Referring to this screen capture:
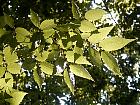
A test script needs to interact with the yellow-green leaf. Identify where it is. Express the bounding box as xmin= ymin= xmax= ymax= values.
xmin=88 ymin=26 xmax=113 ymax=44
xmin=6 ymin=90 xmax=27 ymax=105
xmin=81 ymin=32 xmax=91 ymax=39
xmin=65 ymin=51 xmax=74 ymax=63
xmin=43 ymin=29 xmax=55 ymax=39
xmin=0 ymin=54 xmax=3 ymax=65
xmin=89 ymin=47 xmax=102 ymax=67
xmin=35 ymin=50 xmax=49 ymax=62
xmin=40 ymin=19 xmax=56 ymax=30
xmin=69 ymin=64 xmax=93 ymax=81
xmin=30 ymin=9 xmax=40 ymax=27
xmin=75 ymin=56 xmax=92 ymax=65
xmin=99 ymin=37 xmax=136 ymax=51
xmin=0 ymin=66 xmax=6 ymax=78
xmin=79 ymin=20 xmax=96 ymax=32
xmin=39 ymin=62 xmax=54 ymax=75
xmin=74 ymin=46 xmax=83 ymax=55
xmin=64 ymin=69 xmax=74 ymax=94
xmin=85 ymin=9 xmax=106 ymax=21
xmin=7 ymin=63 xmax=21 ymax=74
xmin=72 ymin=0 xmax=80 ymax=19
xmin=101 ymin=51 xmax=122 ymax=77
xmin=33 ymin=68 xmax=43 ymax=89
